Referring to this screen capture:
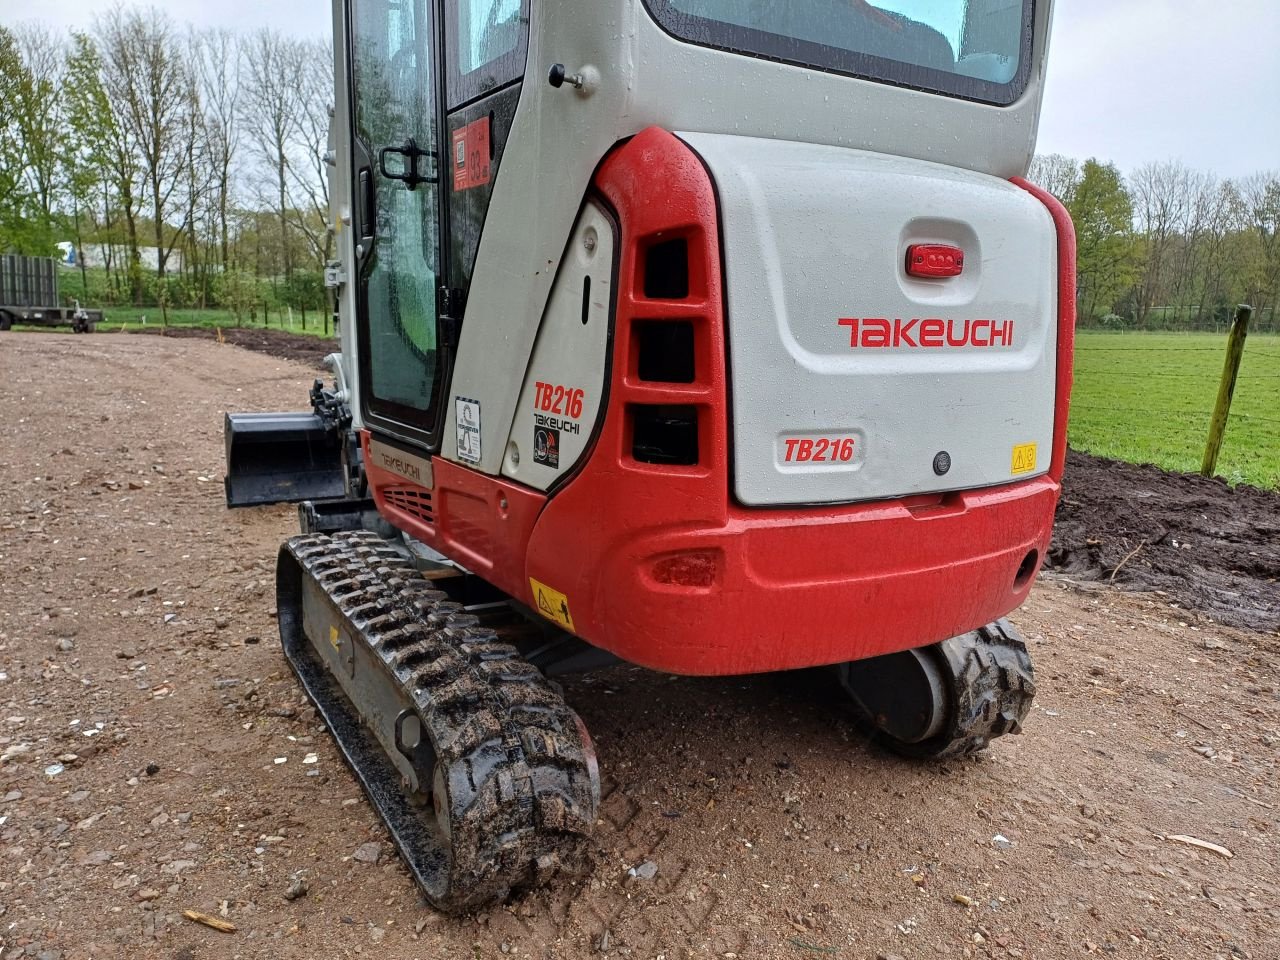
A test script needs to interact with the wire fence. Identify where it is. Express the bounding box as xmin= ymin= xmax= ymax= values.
xmin=1070 ymin=332 xmax=1279 ymax=488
